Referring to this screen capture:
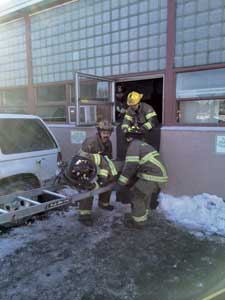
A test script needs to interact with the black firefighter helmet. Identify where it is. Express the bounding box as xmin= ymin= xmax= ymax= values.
xmin=96 ymin=120 xmax=113 ymax=132
xmin=65 ymin=155 xmax=97 ymax=191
